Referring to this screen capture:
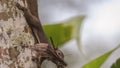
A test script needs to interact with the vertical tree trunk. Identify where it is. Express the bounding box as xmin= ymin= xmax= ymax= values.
xmin=0 ymin=0 xmax=39 ymax=68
